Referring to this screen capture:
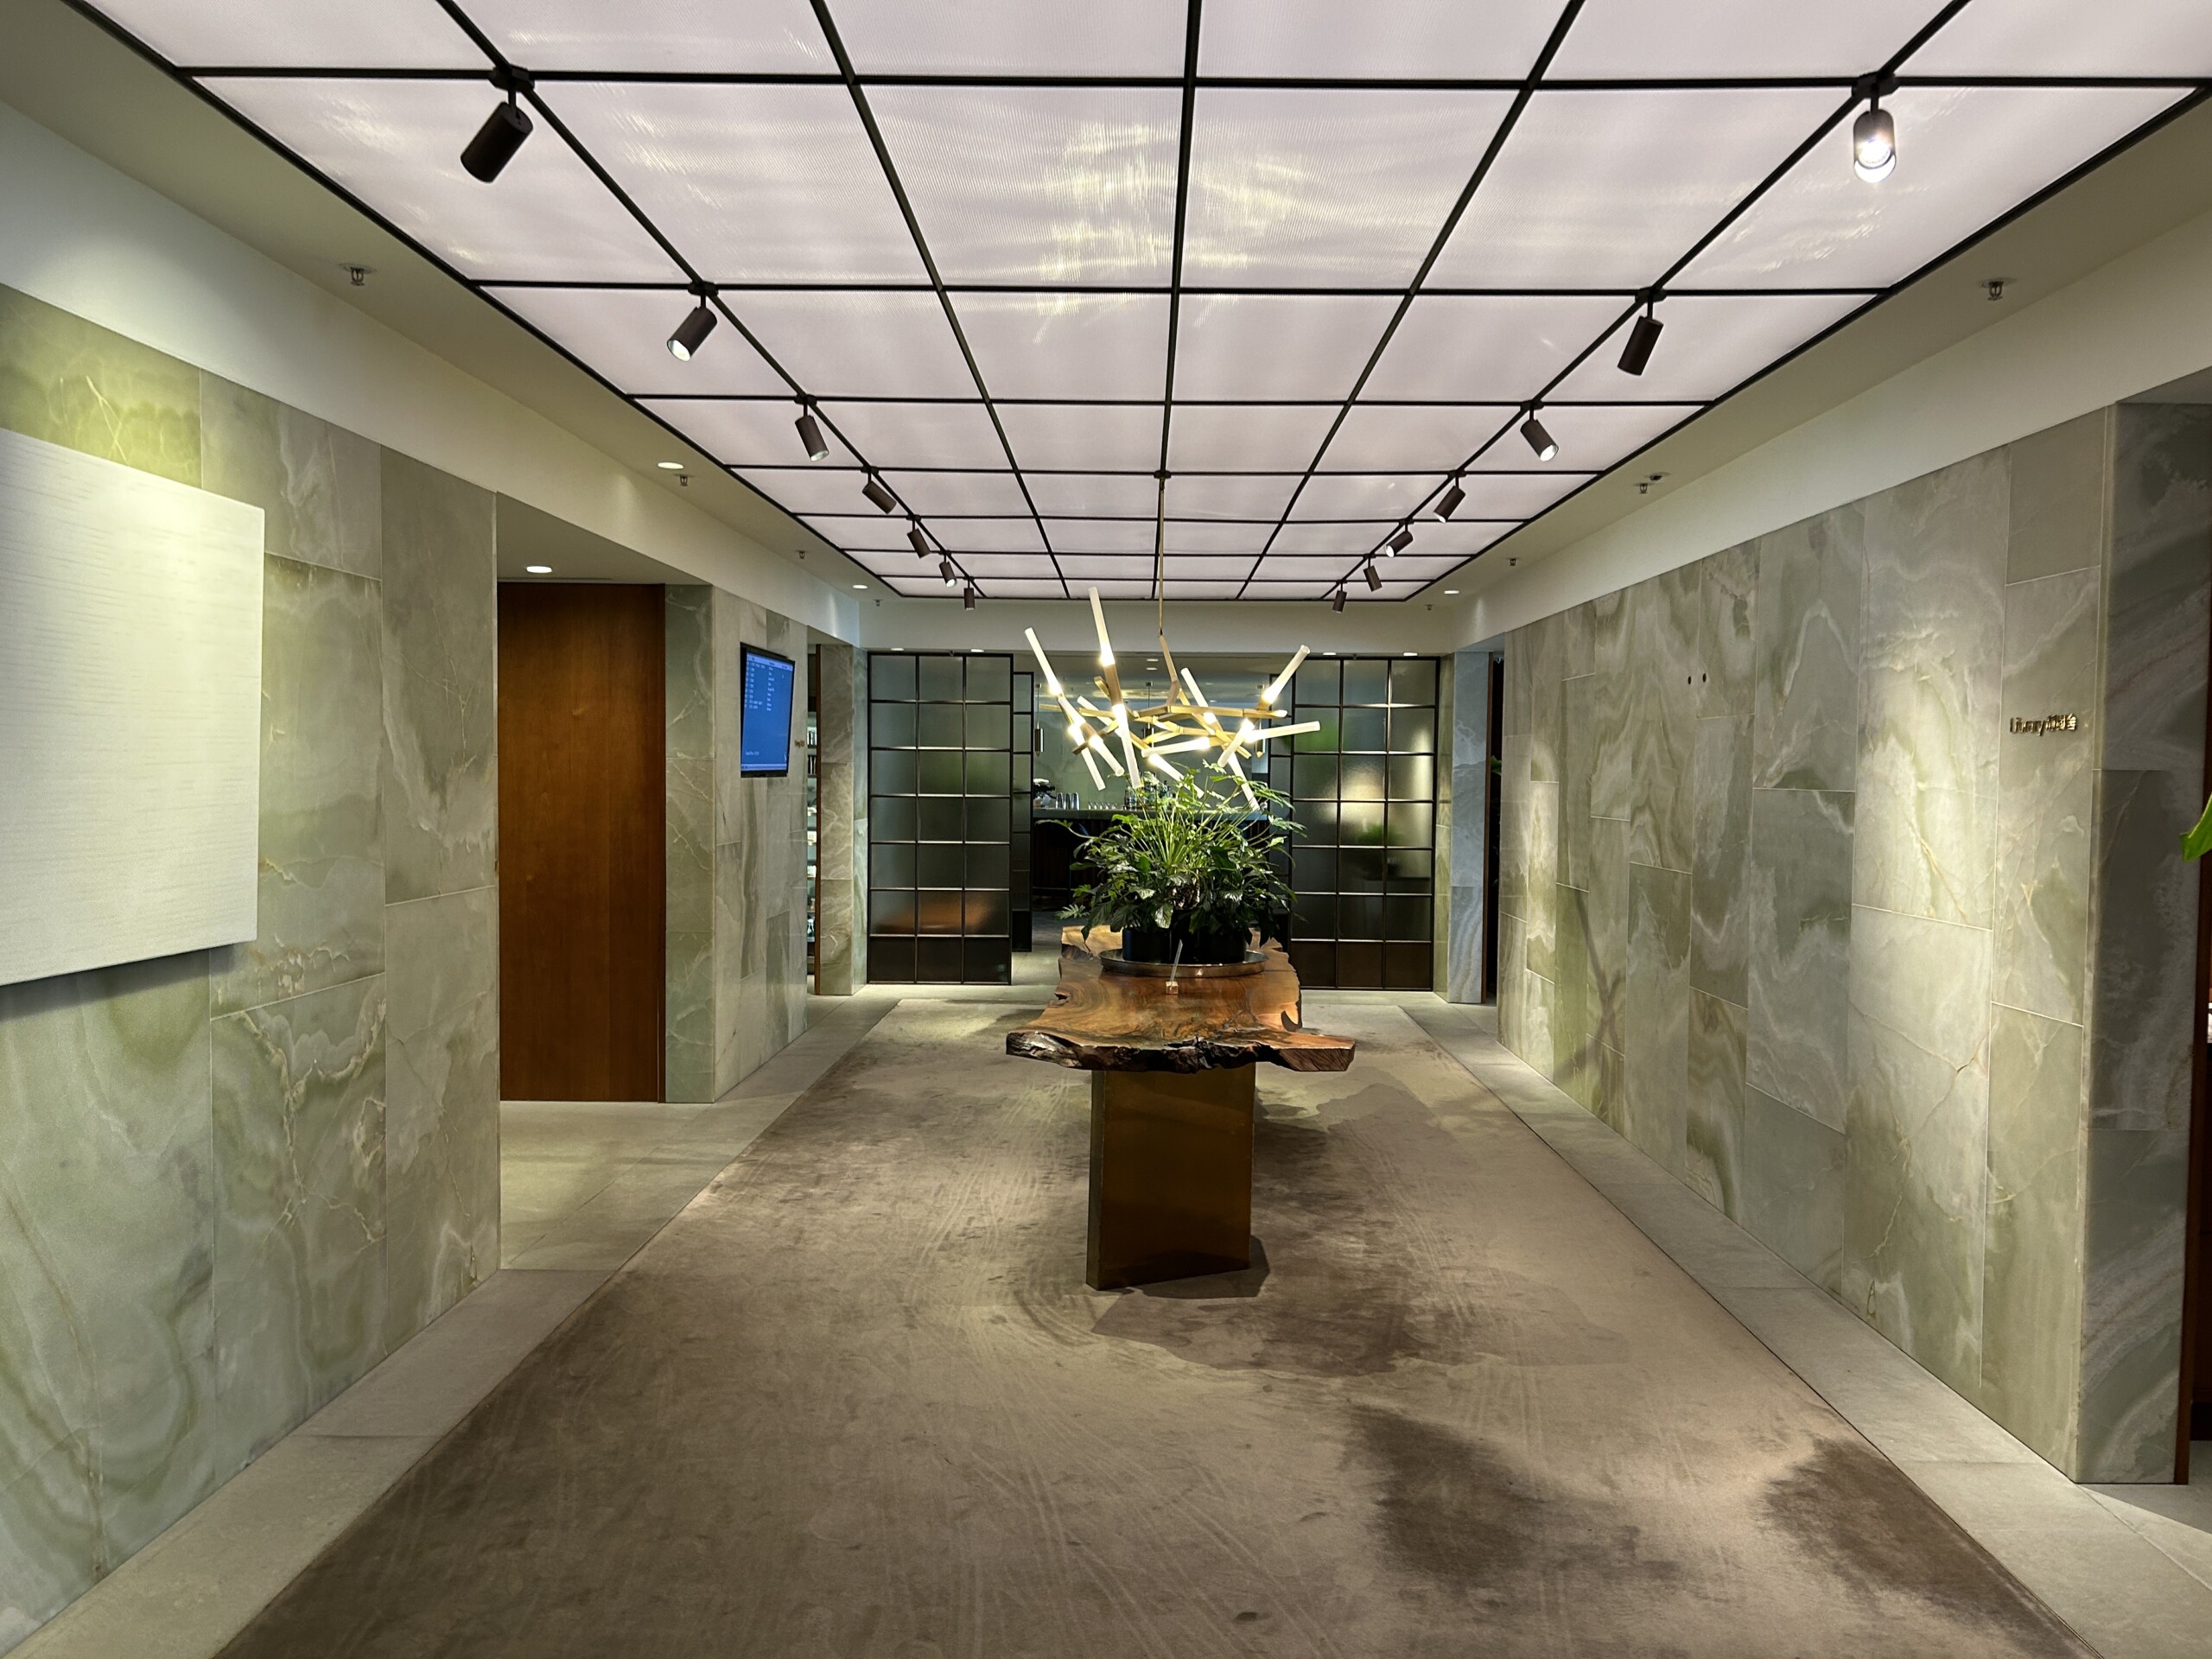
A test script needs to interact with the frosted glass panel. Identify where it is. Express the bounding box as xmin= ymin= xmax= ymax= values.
xmin=832 ymin=0 xmax=1186 ymax=75
xmin=1909 ymin=0 xmax=2212 ymax=75
xmin=1289 ymin=474 xmax=1446 ymax=522
xmin=556 ymin=84 xmax=924 ymax=283
xmin=1427 ymin=90 xmax=1836 ymax=289
xmin=640 ymin=398 xmax=851 ymax=465
xmin=1173 ymin=295 xmax=1399 ymax=401
xmin=207 ymin=79 xmax=680 ymax=282
xmin=467 ymin=0 xmax=830 ymax=72
xmin=1058 ymin=556 xmax=1154 ymax=580
xmin=741 ymin=291 xmax=976 ymax=398
xmin=997 ymin=404 xmax=1160 ymax=470
xmin=1320 ymin=405 xmax=1516 ymax=474
xmin=1265 ymin=531 xmax=1400 ymax=560
xmin=1548 ymin=295 xmax=1865 ymax=403
xmin=925 ymin=518 xmax=1048 ymax=554
xmin=1397 ymin=520 xmax=1515 ymax=557
xmin=1184 ymin=90 xmax=1514 ymax=287
xmin=1363 ymin=294 xmax=1625 ymax=402
xmin=951 ymin=293 xmax=1171 ymax=401
xmin=873 ymin=87 xmax=1181 ymax=285
xmin=1446 ymin=474 xmax=1584 ymax=518
xmin=817 ymin=402 xmax=1008 ymax=468
xmin=1164 ymin=474 xmax=1300 ymax=521
xmin=1493 ymin=404 xmax=1698 ymax=472
xmin=882 ymin=471 xmax=1035 ymax=516
xmin=1167 ymin=404 xmax=1338 ymax=472
xmin=99 ymin=0 xmax=479 ymax=67
xmin=0 ymin=429 xmax=262 ymax=986
xmin=1199 ymin=0 xmax=1557 ymax=78
xmin=1681 ymin=86 xmax=2180 ymax=289
xmin=732 ymin=467 xmax=874 ymax=515
xmin=1551 ymin=0 xmax=1936 ymax=76
xmin=949 ymin=552 xmax=1060 ymax=577
xmin=1026 ymin=475 xmax=1164 ymax=516
xmin=800 ymin=513 xmax=916 ymax=549
xmin=499 ymin=291 xmax=785 ymax=397
xmin=1039 ymin=519 xmax=1155 ymax=554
